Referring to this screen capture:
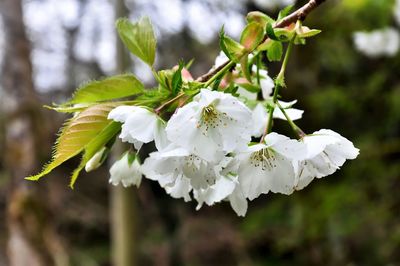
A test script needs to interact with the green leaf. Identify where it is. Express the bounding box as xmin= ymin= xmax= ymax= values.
xmin=237 ymin=82 xmax=261 ymax=93
xmin=172 ymin=62 xmax=184 ymax=95
xmin=116 ymin=17 xmax=157 ymax=66
xmin=69 ymin=121 xmax=121 ymax=188
xmin=296 ymin=26 xmax=321 ymax=38
xmin=65 ymin=74 xmax=144 ymax=105
xmin=246 ymin=11 xmax=275 ymax=26
xmin=134 ymin=88 xmax=170 ymax=108
xmin=155 ymin=69 xmax=175 ymax=91
xmin=240 ymin=22 xmax=265 ymax=51
xmin=185 ymin=58 xmax=195 ymax=70
xmin=274 ymin=28 xmax=295 ymax=42
xmin=278 ymin=5 xmax=294 ymax=21
xmin=219 ymin=27 xmax=246 ymax=63
xmin=44 ymin=104 xmax=92 ymax=113
xmin=266 ymin=41 xmax=283 ymax=62
xmin=26 ymin=103 xmax=118 ymax=182
xmin=266 ymin=22 xmax=279 ymax=41
xmin=240 ymin=54 xmax=252 ymax=82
